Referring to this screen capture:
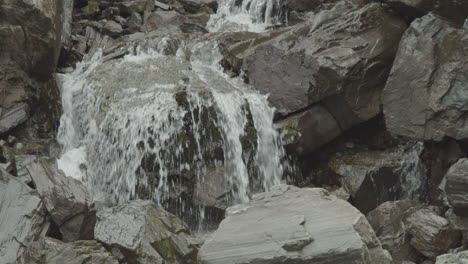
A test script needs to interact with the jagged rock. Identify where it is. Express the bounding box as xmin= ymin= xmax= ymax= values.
xmin=20 ymin=237 xmax=119 ymax=264
xmin=444 ymin=159 xmax=468 ymax=217
xmin=193 ymin=167 xmax=230 ymax=209
xmin=199 ymin=185 xmax=391 ymax=264
xmin=383 ymin=14 xmax=468 ymax=141
xmin=380 ymin=0 xmax=468 ymax=25
xmin=435 ymin=250 xmax=468 ymax=264
xmin=101 ymin=20 xmax=124 ymax=37
xmin=95 ymin=200 xmax=198 ymax=264
xmin=101 ymin=7 xmax=120 ymax=20
xmin=141 ymin=10 xmax=187 ymax=32
xmin=178 ymin=0 xmax=218 ymax=13
xmin=367 ymin=200 xmax=424 ymax=263
xmin=446 ymin=209 xmax=468 ymax=247
xmin=276 ymin=104 xmax=341 ymax=156
xmin=116 ymin=0 xmax=155 ymax=15
xmin=329 ymin=142 xmax=426 ymax=213
xmin=0 ymin=168 xmax=48 ymax=264
xmin=25 ymin=157 xmax=95 ymax=242
xmin=0 ymin=104 xmax=29 ymax=134
xmin=406 ymin=209 xmax=461 ymax=259
xmin=241 ymin=1 xmax=406 ymax=118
